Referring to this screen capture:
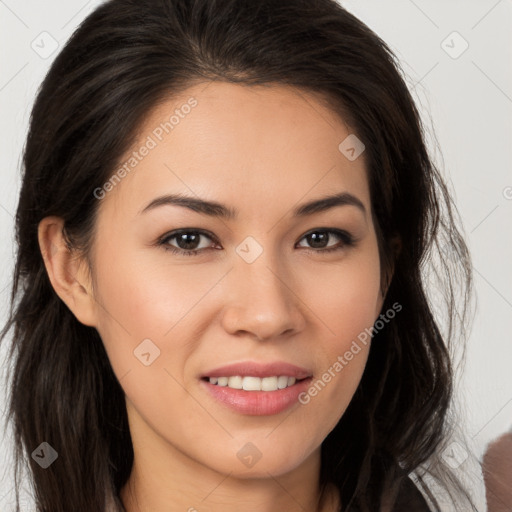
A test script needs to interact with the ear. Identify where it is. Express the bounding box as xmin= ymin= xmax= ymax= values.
xmin=38 ymin=216 xmax=98 ymax=327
